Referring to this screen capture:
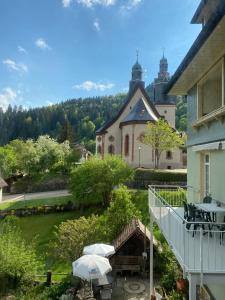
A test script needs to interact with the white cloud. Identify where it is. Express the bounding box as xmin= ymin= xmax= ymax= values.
xmin=3 ymin=59 xmax=28 ymax=73
xmin=35 ymin=38 xmax=51 ymax=50
xmin=62 ymin=0 xmax=73 ymax=7
xmin=93 ymin=18 xmax=100 ymax=31
xmin=18 ymin=45 xmax=28 ymax=54
xmin=0 ymin=87 xmax=17 ymax=111
xmin=46 ymin=100 xmax=54 ymax=106
xmin=63 ymin=0 xmax=116 ymax=8
xmin=73 ymin=81 xmax=114 ymax=91
xmin=120 ymin=0 xmax=142 ymax=14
